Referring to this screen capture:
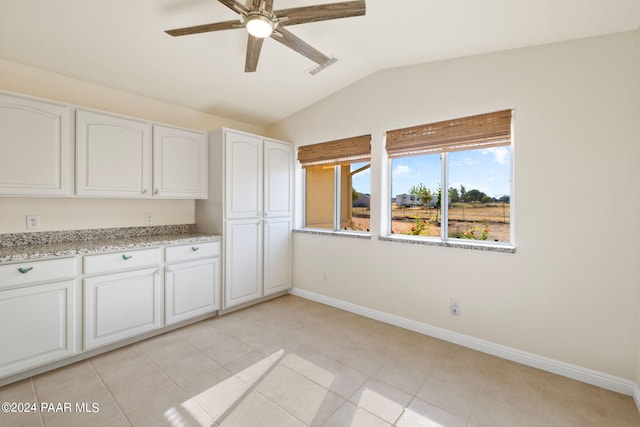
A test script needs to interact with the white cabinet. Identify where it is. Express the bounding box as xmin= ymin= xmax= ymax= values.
xmin=83 ymin=267 xmax=161 ymax=350
xmin=164 ymin=241 xmax=221 ymax=325
xmin=224 ymin=218 xmax=263 ymax=307
xmin=264 ymin=140 xmax=294 ymax=218
xmin=83 ymin=248 xmax=162 ymax=350
xmin=0 ymin=257 xmax=77 ymax=378
xmin=0 ymin=92 xmax=72 ymax=196
xmin=196 ymin=128 xmax=293 ymax=309
xmin=76 ymin=109 xmax=152 ymax=198
xmin=224 ymin=131 xmax=263 ymax=219
xmin=264 ymin=217 xmax=292 ymax=296
xmin=153 ymin=125 xmax=207 ymax=199
xmin=76 ymin=110 xmax=208 ymax=199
